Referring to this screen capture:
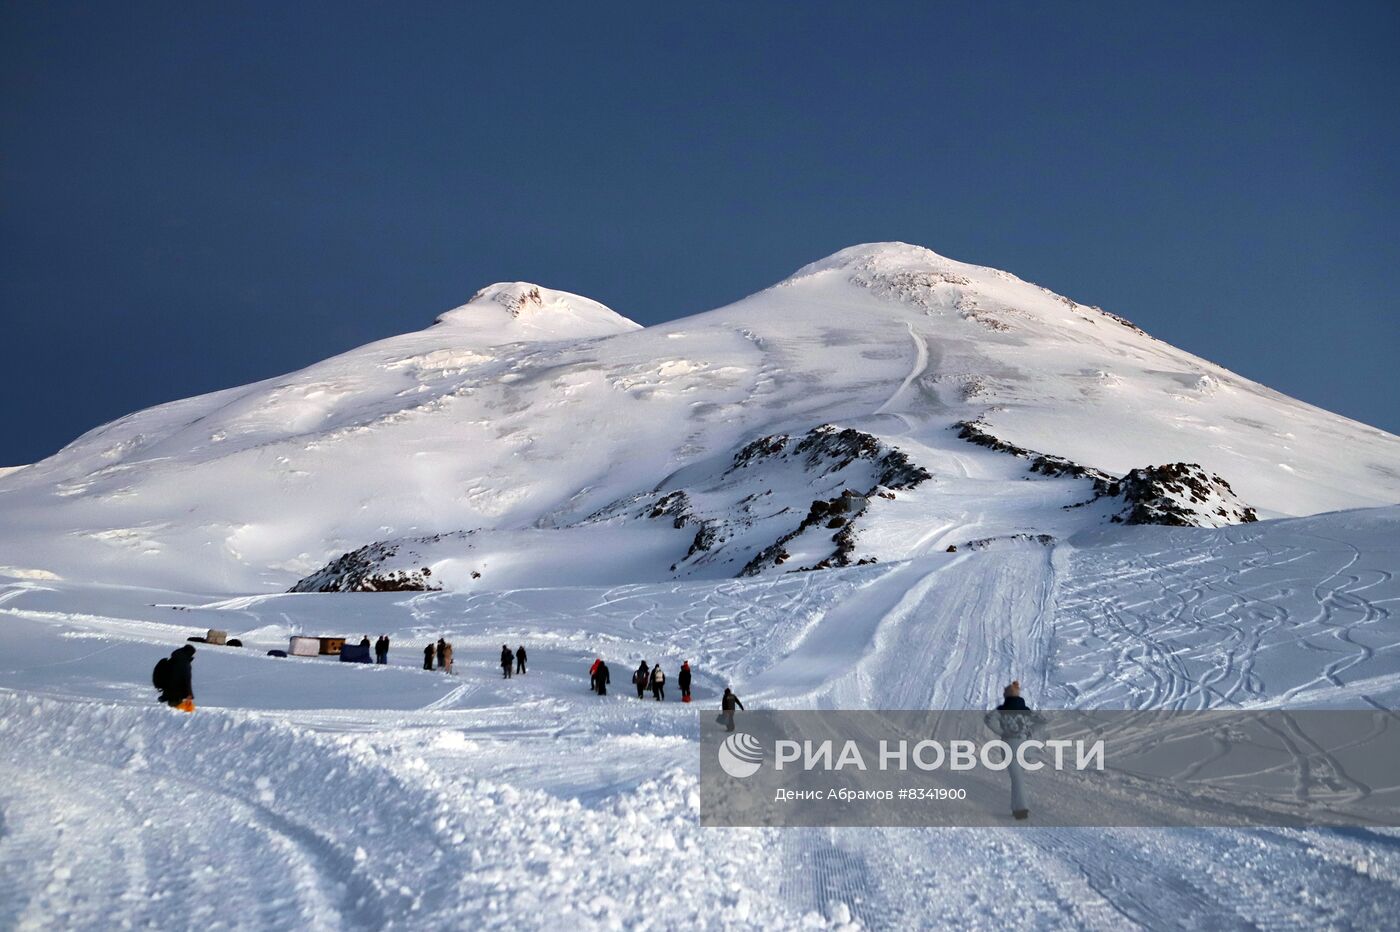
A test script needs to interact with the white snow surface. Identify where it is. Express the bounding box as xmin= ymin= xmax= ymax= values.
xmin=3 ymin=243 xmax=1400 ymax=929
xmin=2 ymin=507 xmax=1399 ymax=929
xmin=1 ymin=242 xmax=1395 ymax=592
